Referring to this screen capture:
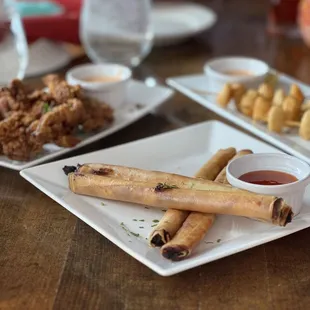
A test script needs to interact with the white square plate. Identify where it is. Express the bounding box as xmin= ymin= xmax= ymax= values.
xmin=1 ymin=80 xmax=174 ymax=171
xmin=167 ymin=72 xmax=310 ymax=165
xmin=20 ymin=121 xmax=310 ymax=276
